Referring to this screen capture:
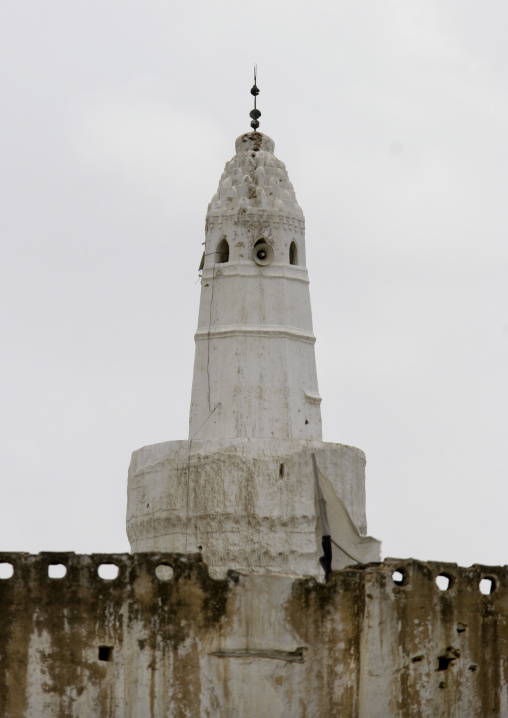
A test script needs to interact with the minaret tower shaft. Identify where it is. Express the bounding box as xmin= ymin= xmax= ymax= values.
xmin=189 ymin=131 xmax=322 ymax=441
xmin=127 ymin=80 xmax=377 ymax=578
